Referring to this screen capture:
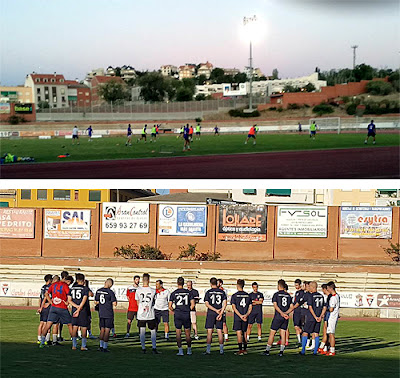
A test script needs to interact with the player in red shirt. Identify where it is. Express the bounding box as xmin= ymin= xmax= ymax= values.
xmin=38 ymin=275 xmax=78 ymax=348
xmin=245 ymin=125 xmax=257 ymax=145
xmin=125 ymin=275 xmax=140 ymax=338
